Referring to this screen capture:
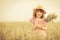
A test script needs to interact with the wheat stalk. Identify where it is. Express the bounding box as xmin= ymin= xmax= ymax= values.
xmin=44 ymin=13 xmax=57 ymax=22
